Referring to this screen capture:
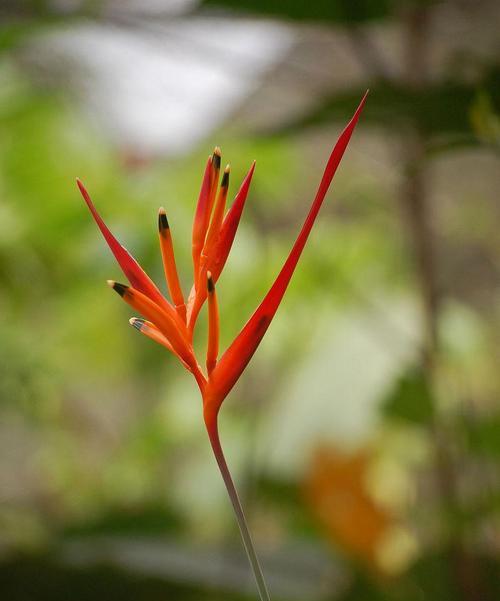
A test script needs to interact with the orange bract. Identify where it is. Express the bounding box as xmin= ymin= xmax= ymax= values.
xmin=158 ymin=208 xmax=186 ymax=322
xmin=206 ymin=271 xmax=219 ymax=375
